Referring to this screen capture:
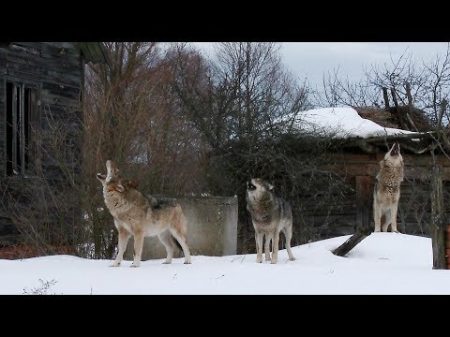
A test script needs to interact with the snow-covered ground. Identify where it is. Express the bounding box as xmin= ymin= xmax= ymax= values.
xmin=297 ymin=107 xmax=422 ymax=138
xmin=2 ymin=233 xmax=450 ymax=294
